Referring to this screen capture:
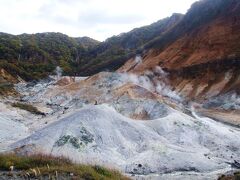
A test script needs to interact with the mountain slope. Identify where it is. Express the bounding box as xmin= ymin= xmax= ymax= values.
xmin=0 ymin=32 xmax=100 ymax=63
xmin=0 ymin=32 xmax=100 ymax=81
xmin=0 ymin=14 xmax=183 ymax=79
xmin=120 ymin=0 xmax=240 ymax=100
xmin=78 ymin=13 xmax=183 ymax=75
xmin=1 ymin=0 xmax=239 ymax=93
